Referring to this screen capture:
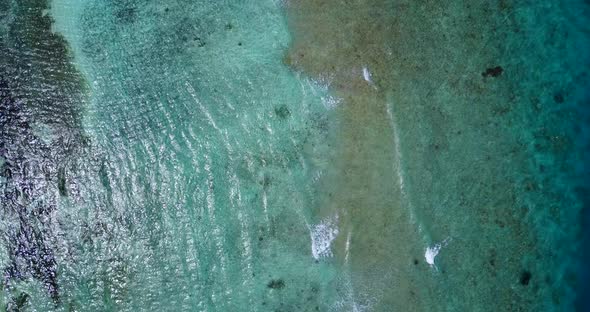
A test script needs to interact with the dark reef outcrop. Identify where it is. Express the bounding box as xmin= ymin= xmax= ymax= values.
xmin=0 ymin=0 xmax=89 ymax=305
